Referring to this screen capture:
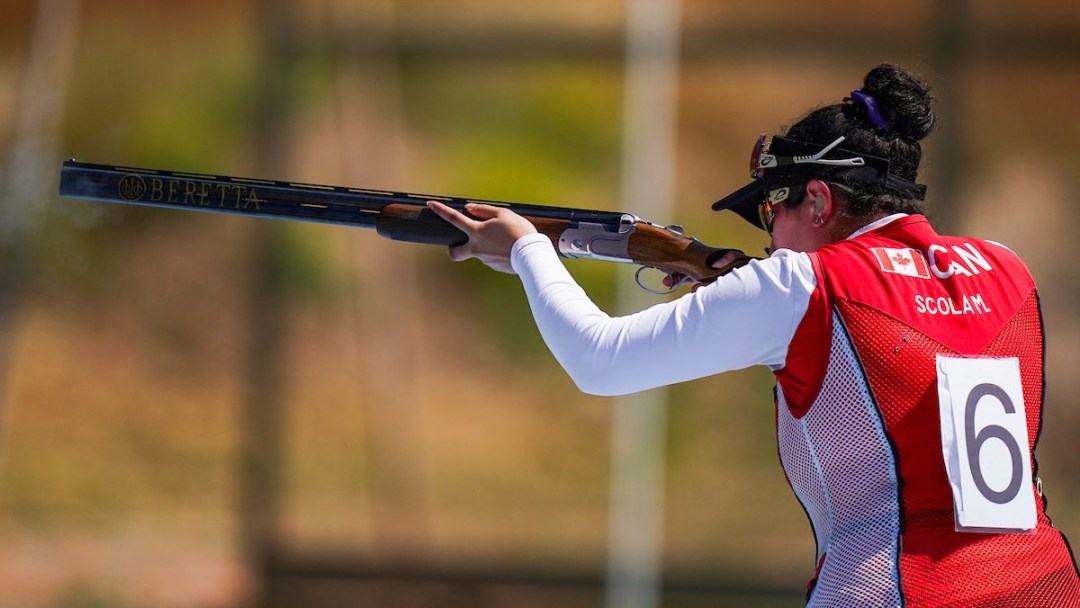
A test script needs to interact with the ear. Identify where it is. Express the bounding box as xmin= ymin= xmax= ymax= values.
xmin=804 ymin=179 xmax=835 ymax=227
